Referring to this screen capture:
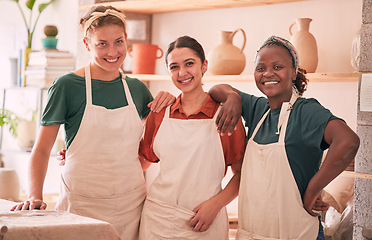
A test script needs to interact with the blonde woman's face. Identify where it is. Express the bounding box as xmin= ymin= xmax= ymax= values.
xmin=84 ymin=24 xmax=127 ymax=73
